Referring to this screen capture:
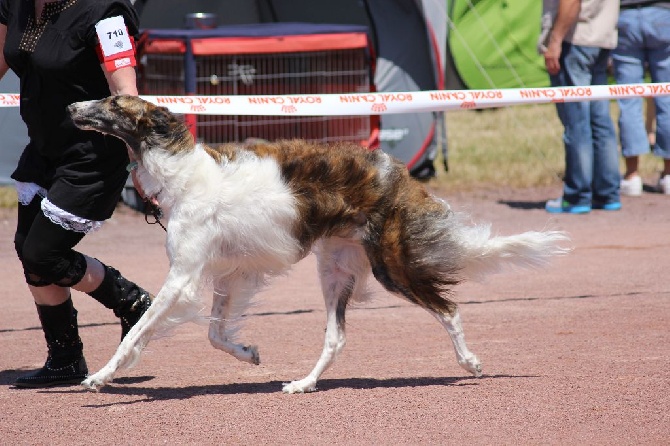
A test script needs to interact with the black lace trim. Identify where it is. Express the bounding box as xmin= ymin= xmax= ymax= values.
xmin=53 ymin=251 xmax=88 ymax=287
